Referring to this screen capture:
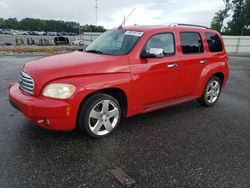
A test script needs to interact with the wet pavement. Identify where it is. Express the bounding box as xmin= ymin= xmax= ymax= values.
xmin=0 ymin=55 xmax=250 ymax=188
